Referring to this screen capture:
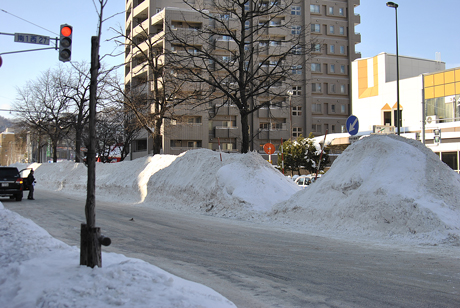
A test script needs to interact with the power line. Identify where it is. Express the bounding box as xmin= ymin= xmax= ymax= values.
xmin=0 ymin=9 xmax=58 ymax=36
